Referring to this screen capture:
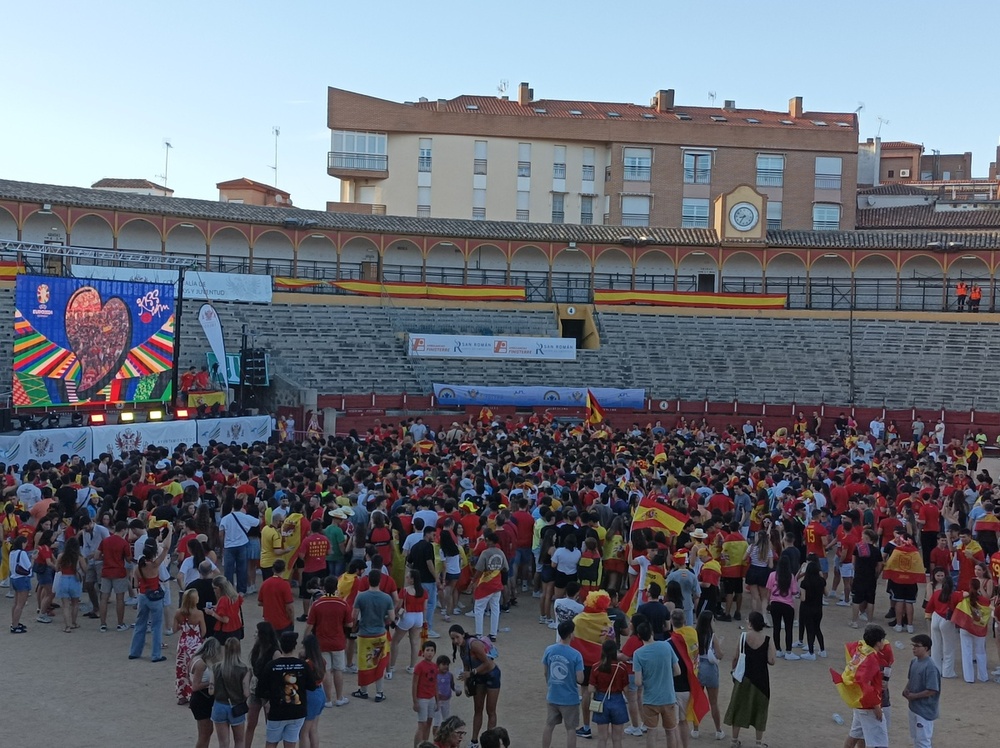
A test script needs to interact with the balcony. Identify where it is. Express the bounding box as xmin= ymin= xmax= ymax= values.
xmin=756 ymin=171 xmax=784 ymax=187
xmin=814 ymin=175 xmax=842 ymax=190
xmin=624 ymin=165 xmax=651 ymax=181
xmin=582 ymin=165 xmax=595 ymax=181
xmin=418 ymin=156 xmax=432 ymax=172
xmin=580 ymin=212 xmax=594 ymax=225
xmin=327 ymin=151 xmax=388 ymax=179
xmin=621 ymin=213 xmax=649 ymax=226
xmin=551 ymin=211 xmax=565 ymax=224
